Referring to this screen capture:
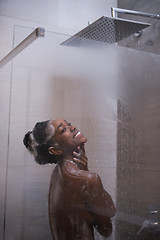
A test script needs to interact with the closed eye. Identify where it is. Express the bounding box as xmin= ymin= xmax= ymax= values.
xmin=61 ymin=128 xmax=66 ymax=134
